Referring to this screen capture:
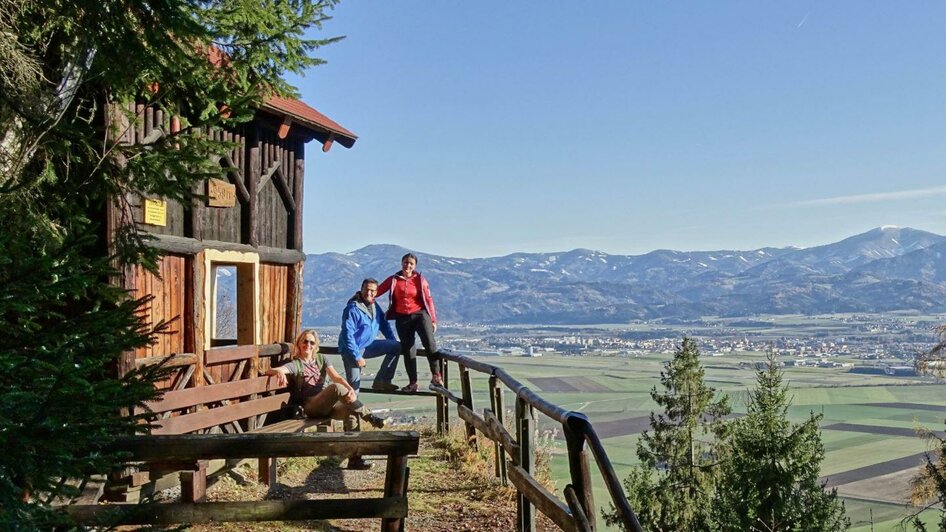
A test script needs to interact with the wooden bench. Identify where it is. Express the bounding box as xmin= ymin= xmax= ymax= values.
xmin=121 ymin=344 xmax=334 ymax=502
xmin=66 ymin=432 xmax=419 ymax=532
xmin=141 ymin=378 xmax=328 ymax=500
